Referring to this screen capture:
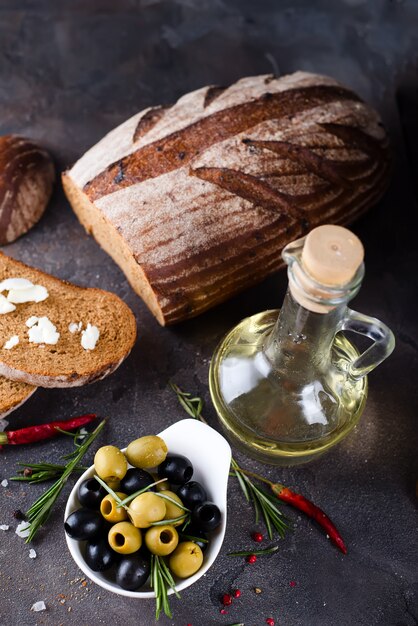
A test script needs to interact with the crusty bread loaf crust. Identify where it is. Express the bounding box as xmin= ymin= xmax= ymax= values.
xmin=63 ymin=71 xmax=391 ymax=325
xmin=0 ymin=135 xmax=55 ymax=245
xmin=0 ymin=252 xmax=137 ymax=387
